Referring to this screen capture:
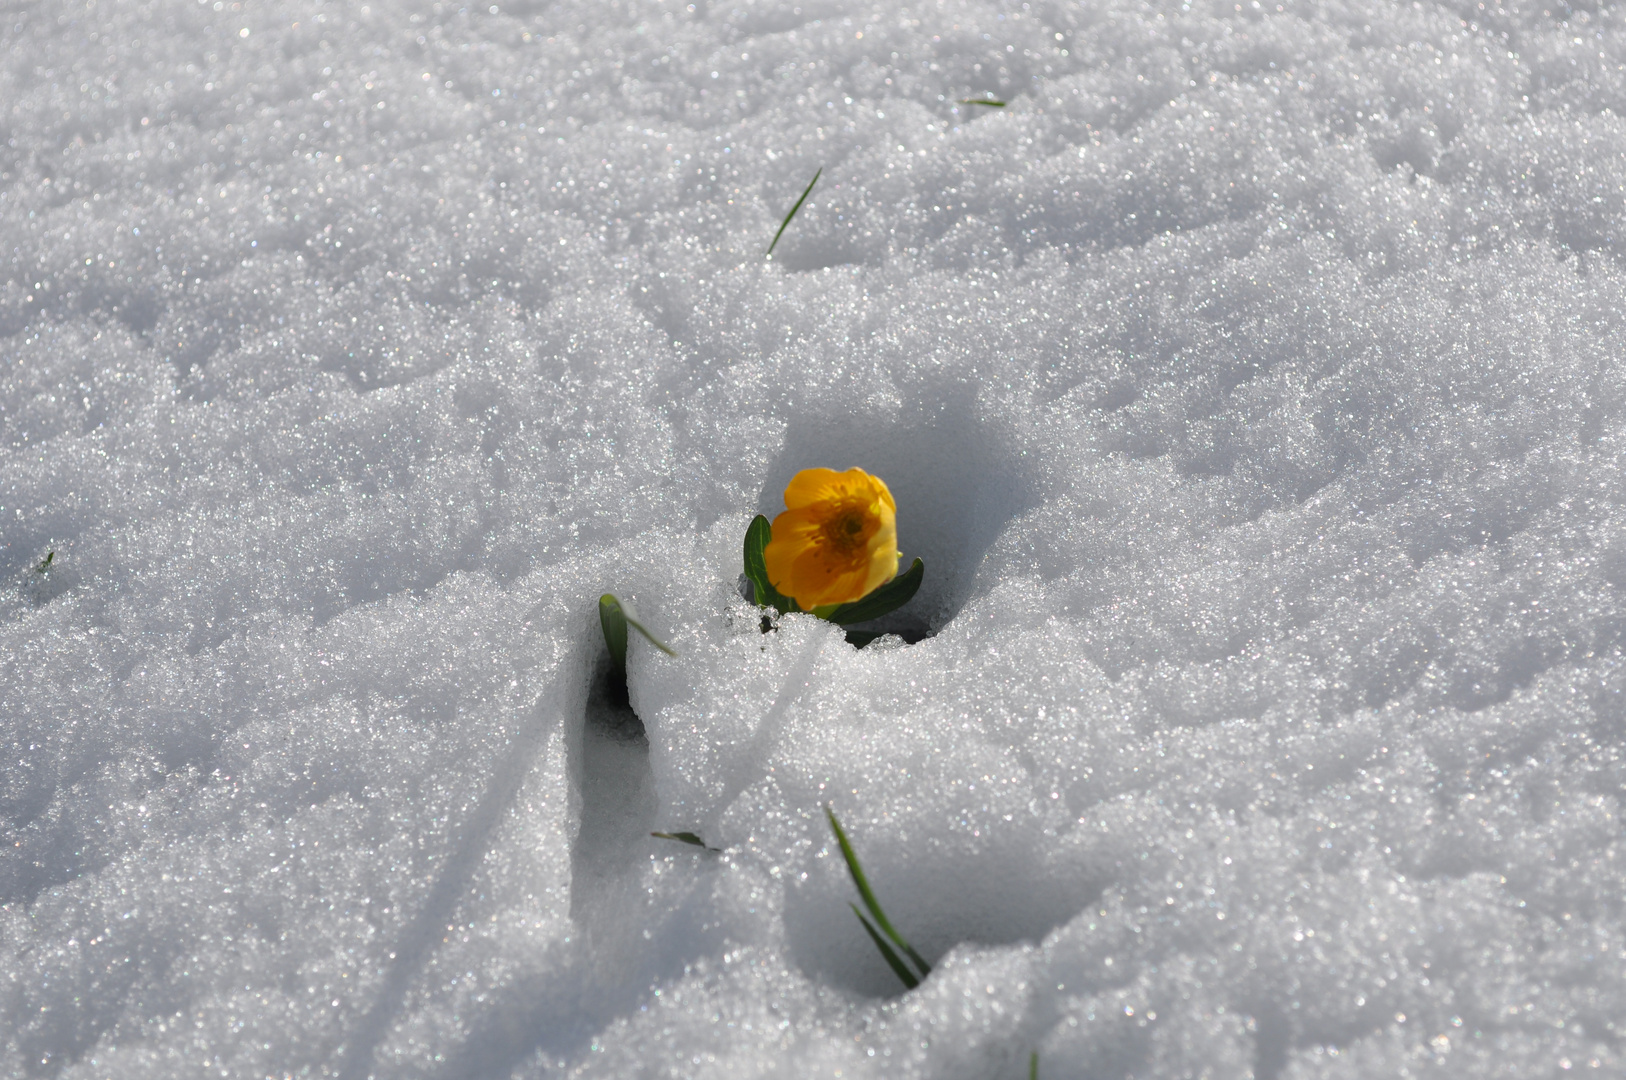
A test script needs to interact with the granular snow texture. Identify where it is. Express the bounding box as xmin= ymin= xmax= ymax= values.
xmin=3 ymin=0 xmax=1626 ymax=1077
